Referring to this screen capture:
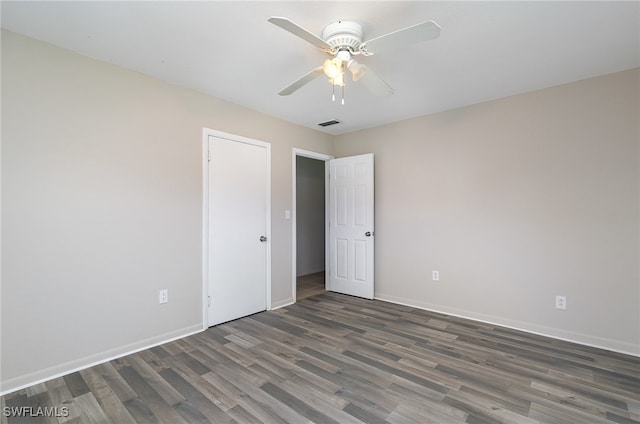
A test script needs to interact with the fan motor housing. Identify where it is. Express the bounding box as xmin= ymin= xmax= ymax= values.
xmin=322 ymin=21 xmax=363 ymax=52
